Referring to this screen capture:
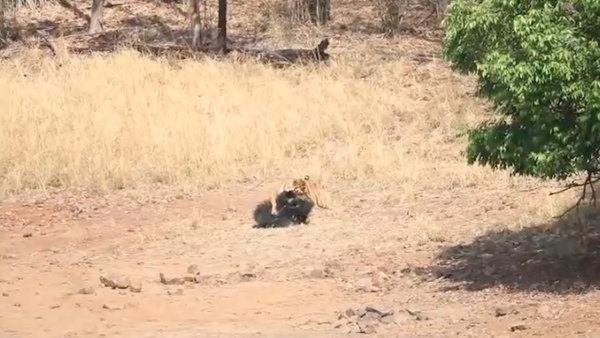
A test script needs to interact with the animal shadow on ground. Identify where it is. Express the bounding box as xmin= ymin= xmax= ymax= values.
xmin=415 ymin=200 xmax=600 ymax=294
